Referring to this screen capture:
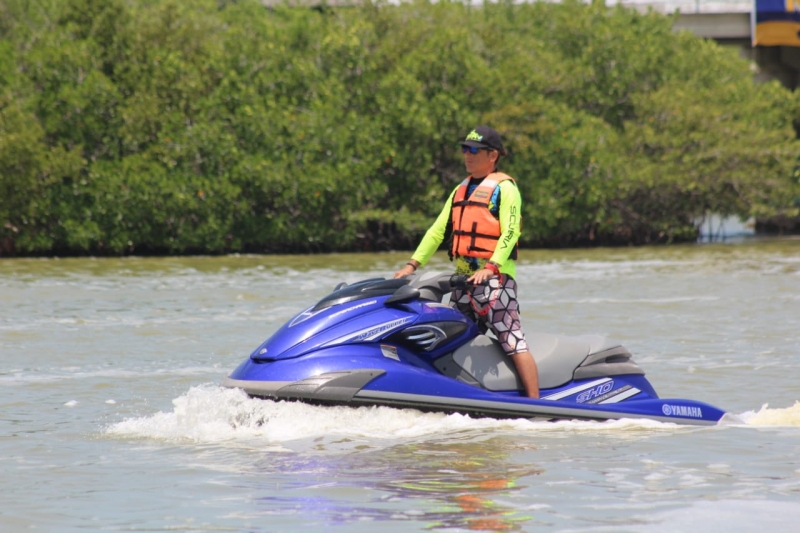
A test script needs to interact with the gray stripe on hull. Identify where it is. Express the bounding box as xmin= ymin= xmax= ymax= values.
xmin=355 ymin=390 xmax=716 ymax=426
xmin=221 ymin=371 xmax=385 ymax=402
xmin=221 ymin=376 xmax=291 ymax=397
